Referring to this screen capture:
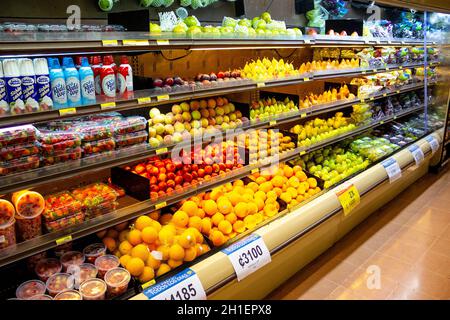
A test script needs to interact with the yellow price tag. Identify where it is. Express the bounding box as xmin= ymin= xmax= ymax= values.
xmin=102 ymin=40 xmax=118 ymax=46
xmin=362 ymin=71 xmax=367 ymax=74
xmin=256 ymin=82 xmax=266 ymax=88
xmin=59 ymin=108 xmax=76 ymax=116
xmin=123 ymin=39 xmax=149 ymax=46
xmin=303 ymin=77 xmax=310 ymax=82
xmin=383 ymin=93 xmax=387 ymax=97
xmin=100 ymin=102 xmax=116 ymax=109
xmin=396 ymin=90 xmax=400 ymax=94
xmin=251 ymin=168 xmax=259 ymax=174
xmin=156 ymin=147 xmax=168 ymax=155
xmin=336 ymin=184 xmax=360 ymax=216
xmin=385 ymin=67 xmax=389 ymax=71
xmin=360 ymin=98 xmax=365 ymax=103
xmin=137 ymin=97 xmax=151 ymax=104
xmin=156 ymin=95 xmax=170 ymax=102
xmin=142 ymin=279 xmax=156 ymax=289
xmin=372 ymin=69 xmax=377 ymax=73
xmin=300 ymin=113 xmax=307 ymax=118
xmin=399 ymin=66 xmax=403 ymax=69
xmin=269 ymin=120 xmax=277 ymax=126
xmin=370 ymin=97 xmax=374 ymax=101
xmin=300 ymin=150 xmax=306 ymax=156
xmin=393 ymin=116 xmax=397 ymax=120
xmin=156 ymin=40 xmax=170 ymax=45
xmin=56 ymin=235 xmax=72 ymax=245
xmin=155 ymin=201 xmax=167 ymax=210
xmin=380 ymin=120 xmax=384 ymax=124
